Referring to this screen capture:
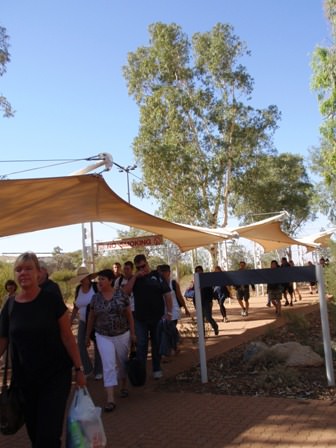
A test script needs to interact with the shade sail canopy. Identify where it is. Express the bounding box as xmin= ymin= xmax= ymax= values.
xmin=0 ymin=174 xmax=235 ymax=252
xmin=0 ymin=174 xmax=323 ymax=253
xmin=182 ymin=213 xmax=317 ymax=252
xmin=296 ymin=228 xmax=336 ymax=252
xmin=229 ymin=213 xmax=318 ymax=252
